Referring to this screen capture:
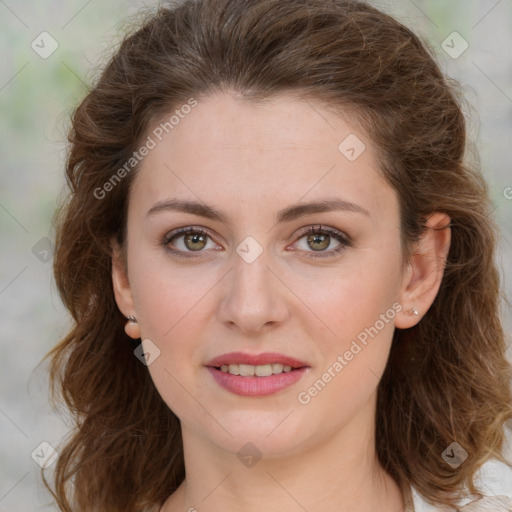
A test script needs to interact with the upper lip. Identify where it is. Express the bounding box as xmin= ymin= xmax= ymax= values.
xmin=206 ymin=352 xmax=309 ymax=369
